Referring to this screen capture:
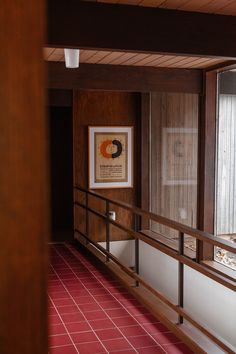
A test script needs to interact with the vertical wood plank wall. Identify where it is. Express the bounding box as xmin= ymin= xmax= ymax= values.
xmin=73 ymin=90 xmax=141 ymax=242
xmin=150 ymin=93 xmax=199 ymax=238
xmin=0 ymin=1 xmax=49 ymax=354
xmin=216 ymin=94 xmax=236 ymax=235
